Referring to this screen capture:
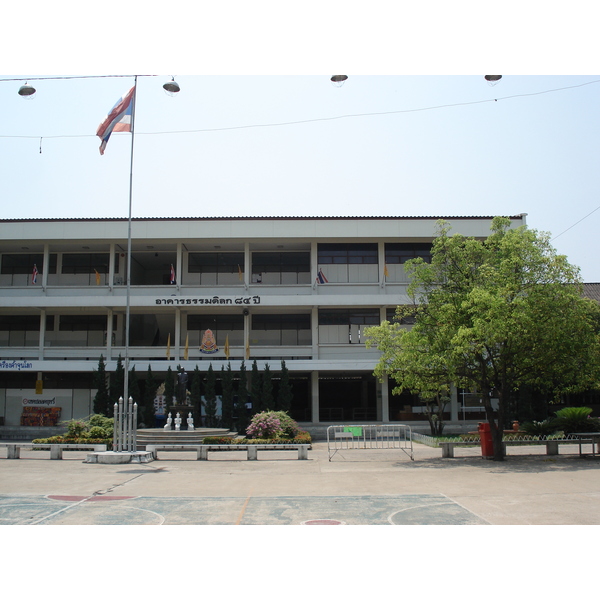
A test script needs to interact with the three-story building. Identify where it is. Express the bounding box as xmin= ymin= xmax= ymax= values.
xmin=0 ymin=215 xmax=527 ymax=434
